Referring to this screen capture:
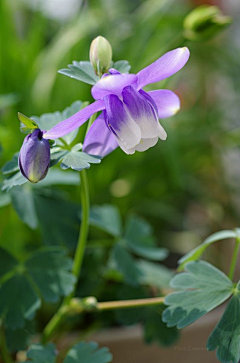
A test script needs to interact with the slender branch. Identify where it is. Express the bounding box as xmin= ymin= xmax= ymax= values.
xmin=97 ymin=297 xmax=165 ymax=311
xmin=0 ymin=326 xmax=14 ymax=363
xmin=42 ymin=169 xmax=90 ymax=342
xmin=228 ymin=237 xmax=240 ymax=281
